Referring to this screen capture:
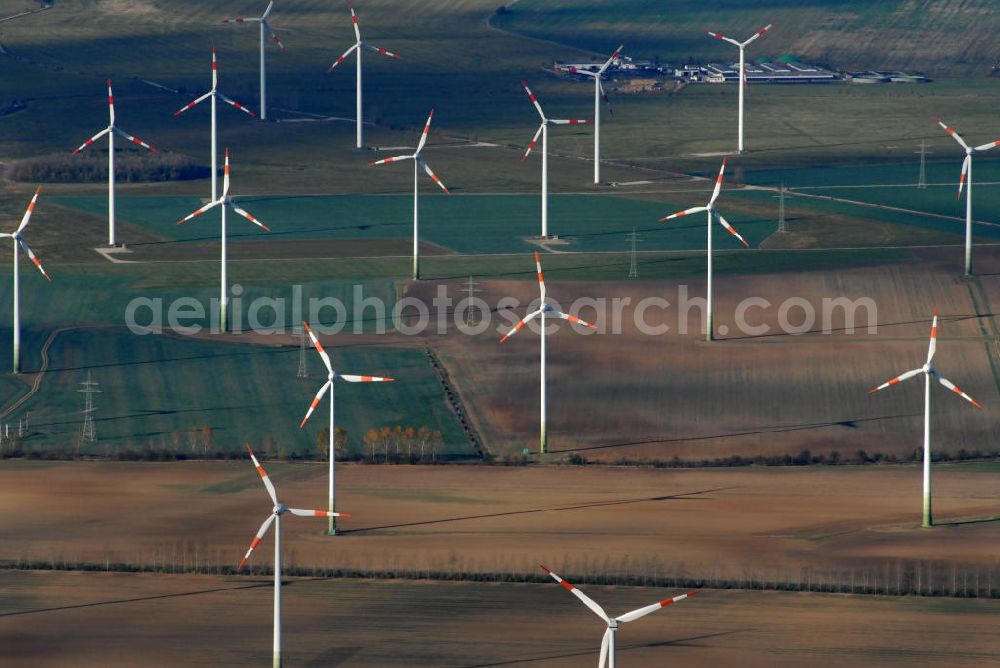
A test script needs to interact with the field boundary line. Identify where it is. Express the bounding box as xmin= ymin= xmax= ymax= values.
xmin=964 ymin=280 xmax=1000 ymax=398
